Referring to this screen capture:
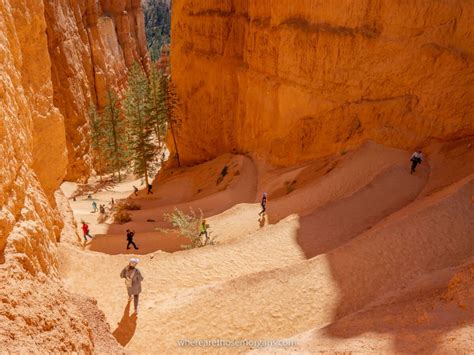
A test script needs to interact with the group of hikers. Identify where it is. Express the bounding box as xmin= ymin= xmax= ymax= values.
xmin=117 ymin=150 xmax=425 ymax=315
xmin=81 ymin=150 xmax=422 ymax=240
xmin=91 ymin=201 xmax=107 ymax=214
xmin=76 ymin=149 xmax=427 ymax=314
xmin=133 ymin=184 xmax=154 ymax=196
